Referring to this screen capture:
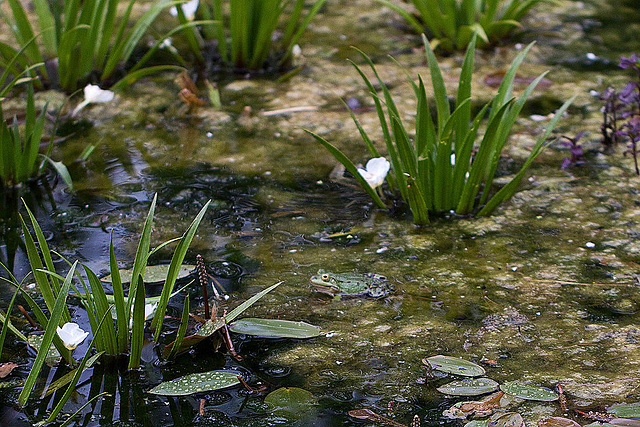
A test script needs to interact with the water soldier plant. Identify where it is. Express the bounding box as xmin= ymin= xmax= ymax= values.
xmin=375 ymin=0 xmax=549 ymax=51
xmin=0 ymin=0 xmax=183 ymax=91
xmin=178 ymin=0 xmax=327 ymax=71
xmin=0 ymin=82 xmax=73 ymax=189
xmin=308 ymin=36 xmax=574 ymax=225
